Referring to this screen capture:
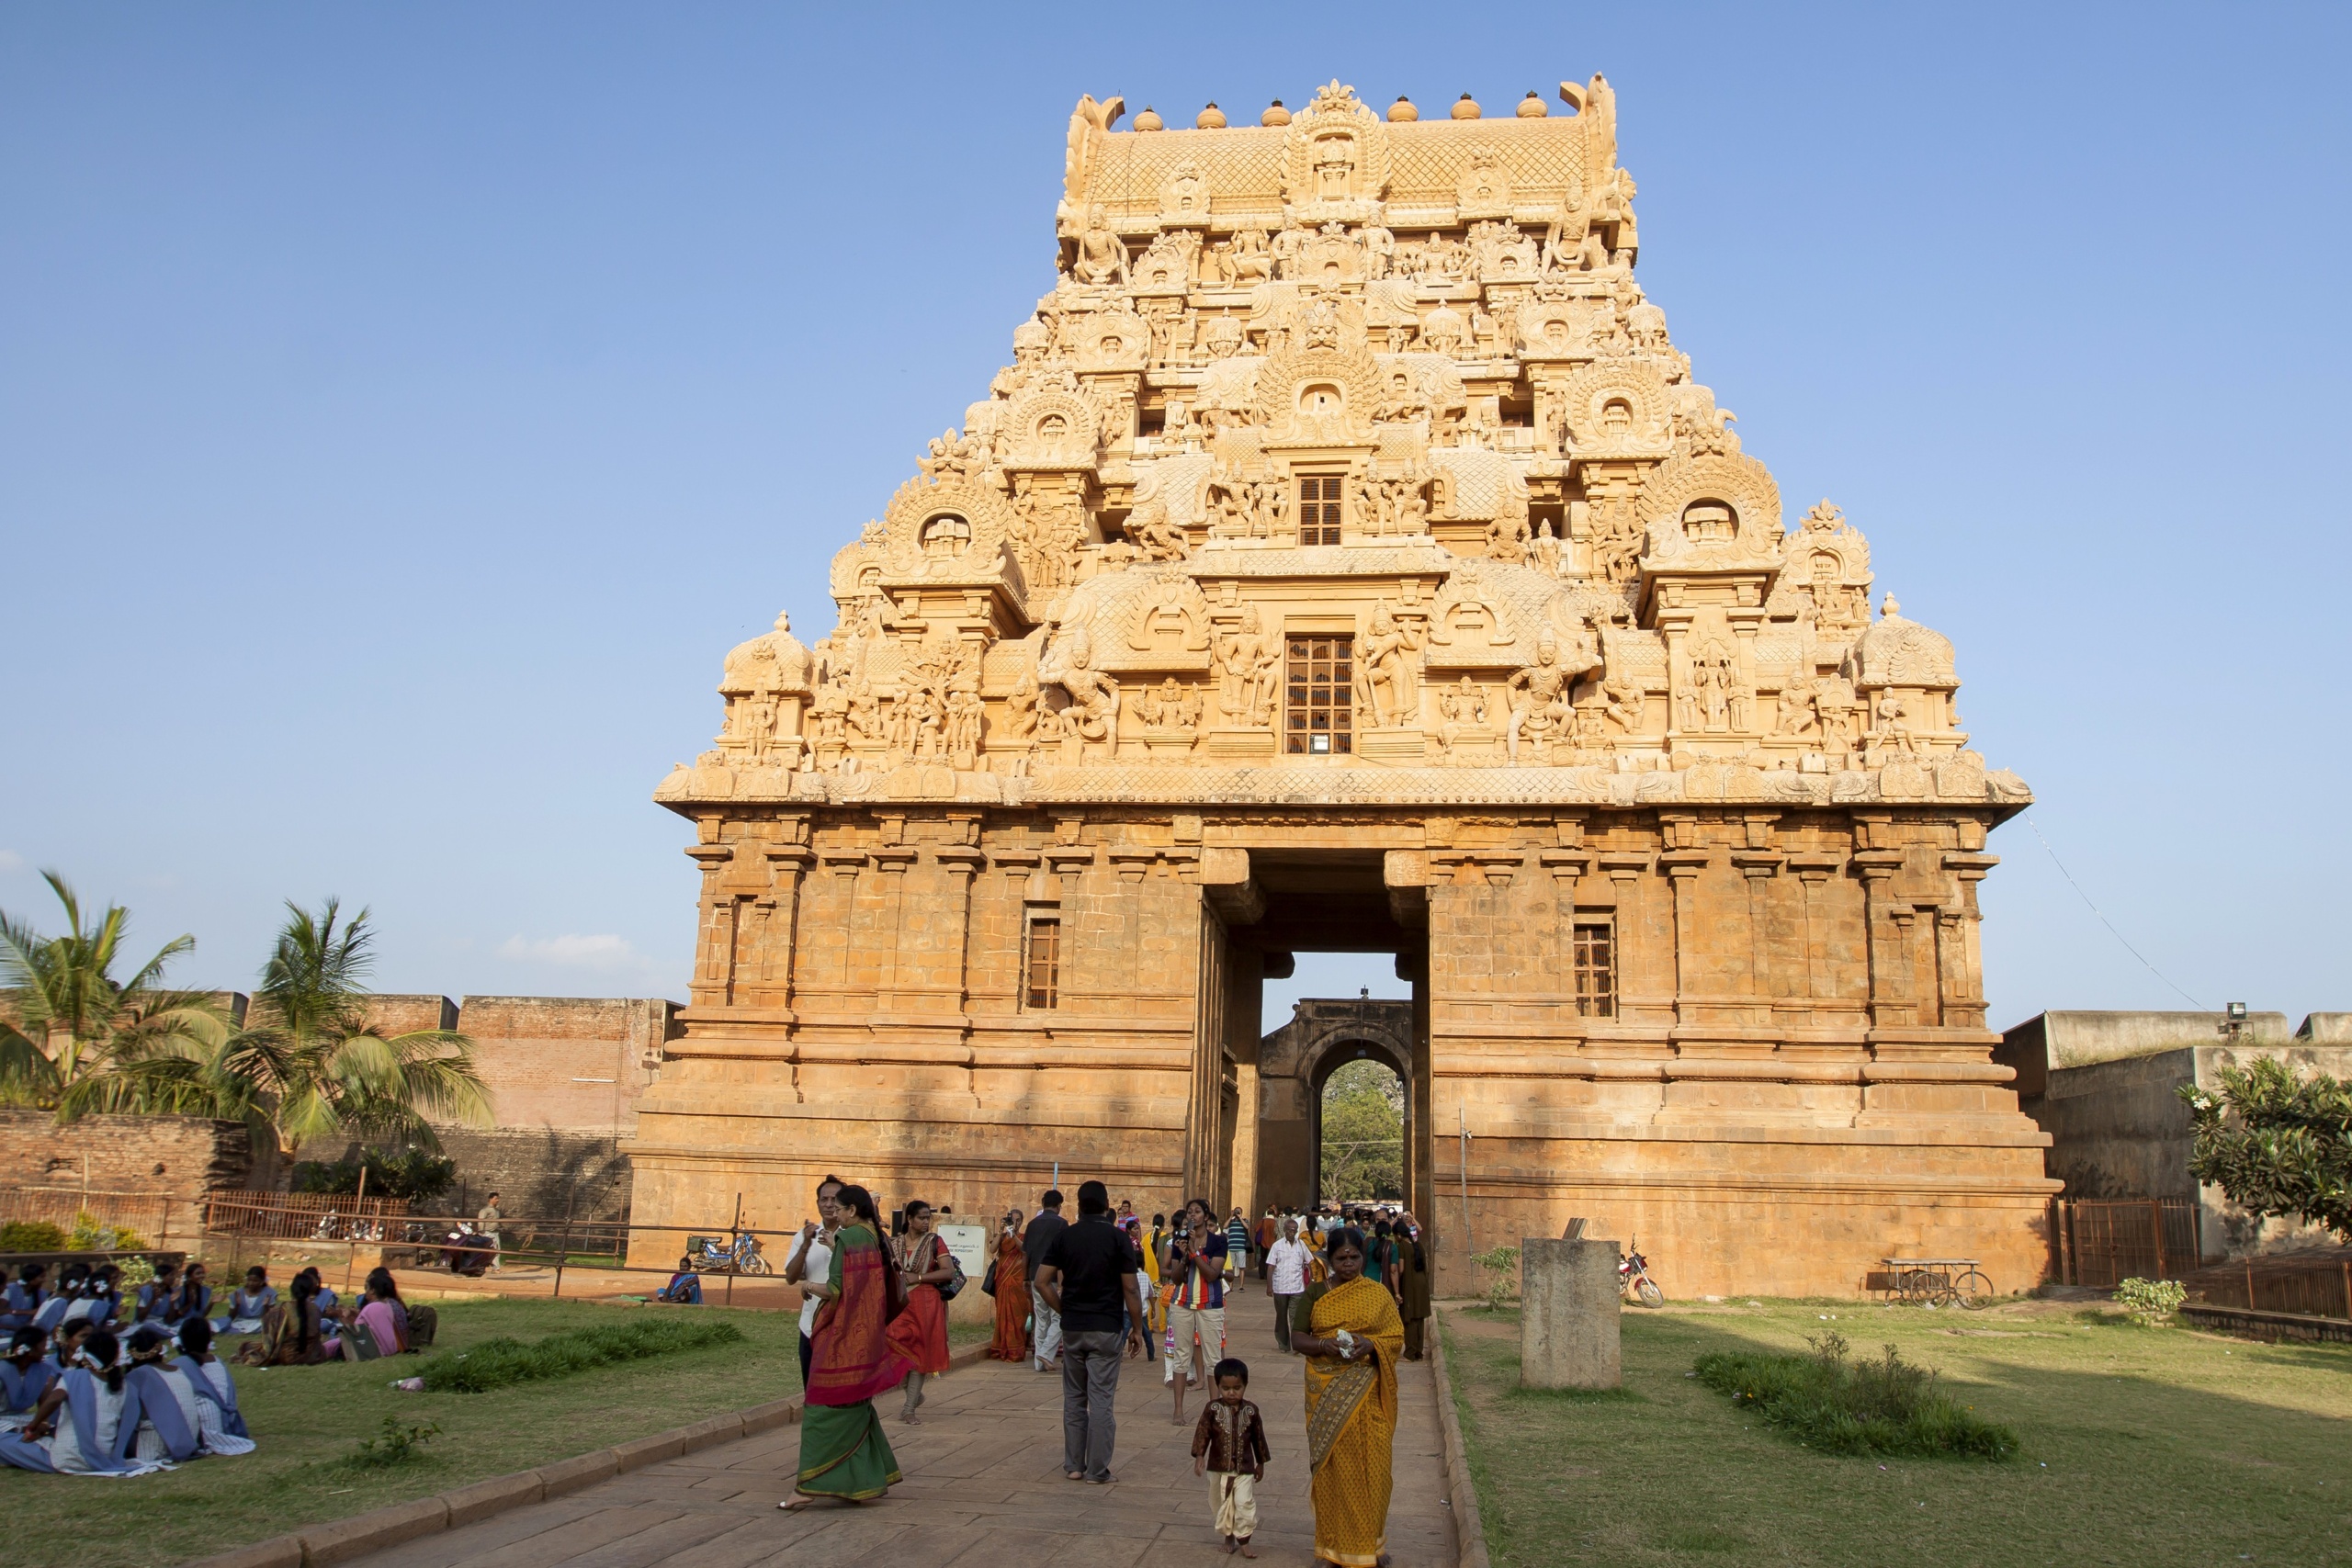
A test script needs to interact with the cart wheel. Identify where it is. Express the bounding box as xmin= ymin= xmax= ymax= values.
xmin=1636 ymin=1278 xmax=1665 ymax=1308
xmin=1955 ymin=1269 xmax=1993 ymax=1309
